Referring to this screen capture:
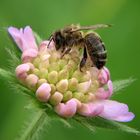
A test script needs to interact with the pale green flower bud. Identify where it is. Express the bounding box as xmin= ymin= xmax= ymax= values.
xmin=25 ymin=74 xmax=38 ymax=90
xmin=33 ymin=68 xmax=40 ymax=77
xmin=37 ymin=79 xmax=47 ymax=87
xmin=73 ymin=92 xmax=85 ymax=102
xmin=58 ymin=69 xmax=69 ymax=80
xmin=39 ymin=68 xmax=48 ymax=79
xmin=68 ymin=78 xmax=78 ymax=91
xmin=63 ymin=91 xmax=73 ymax=102
xmin=49 ymin=51 xmax=60 ymax=63
xmin=39 ymin=61 xmax=50 ymax=70
xmin=77 ymin=80 xmax=91 ymax=94
xmin=64 ymin=60 xmax=77 ymax=76
xmin=48 ymin=62 xmax=60 ymax=72
xmin=48 ymin=71 xmax=58 ymax=84
xmin=56 ymin=79 xmax=68 ymax=93
xmin=72 ymin=70 xmax=84 ymax=82
xmin=49 ymin=91 xmax=63 ymax=105
xmin=67 ymin=60 xmax=77 ymax=70
xmin=40 ymin=54 xmax=50 ymax=61
xmin=80 ymin=71 xmax=91 ymax=82
xmin=88 ymin=80 xmax=99 ymax=93
xmin=58 ymin=59 xmax=68 ymax=69
xmin=50 ymin=84 xmax=56 ymax=94
xmin=33 ymin=57 xmax=41 ymax=68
